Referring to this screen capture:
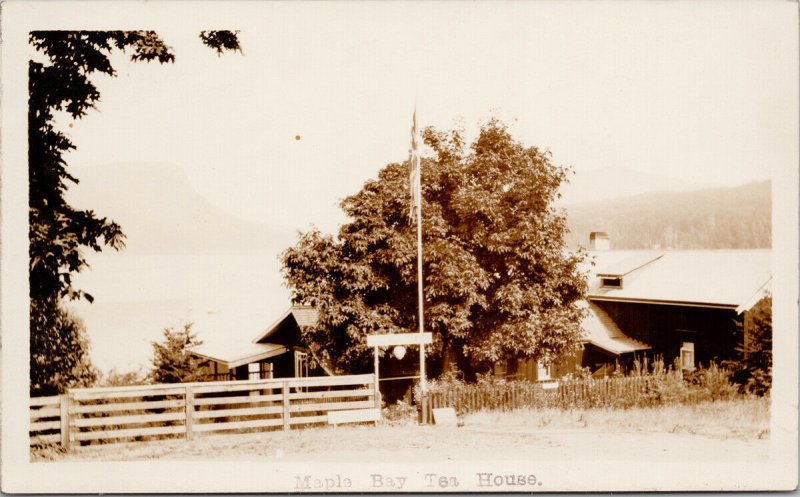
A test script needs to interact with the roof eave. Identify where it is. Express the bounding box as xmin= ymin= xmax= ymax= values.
xmin=734 ymin=277 xmax=772 ymax=315
xmin=588 ymin=295 xmax=739 ymax=311
xmin=582 ymin=338 xmax=651 ymax=356
xmin=227 ymin=346 xmax=288 ymax=369
xmin=189 ymin=345 xmax=288 ymax=369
